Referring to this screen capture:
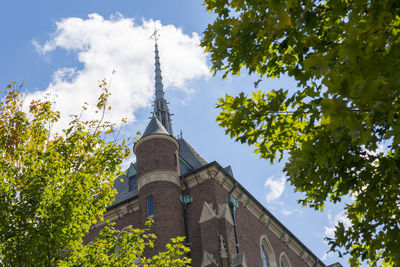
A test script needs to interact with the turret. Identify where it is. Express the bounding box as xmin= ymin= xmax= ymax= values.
xmin=134 ymin=115 xmax=184 ymax=252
